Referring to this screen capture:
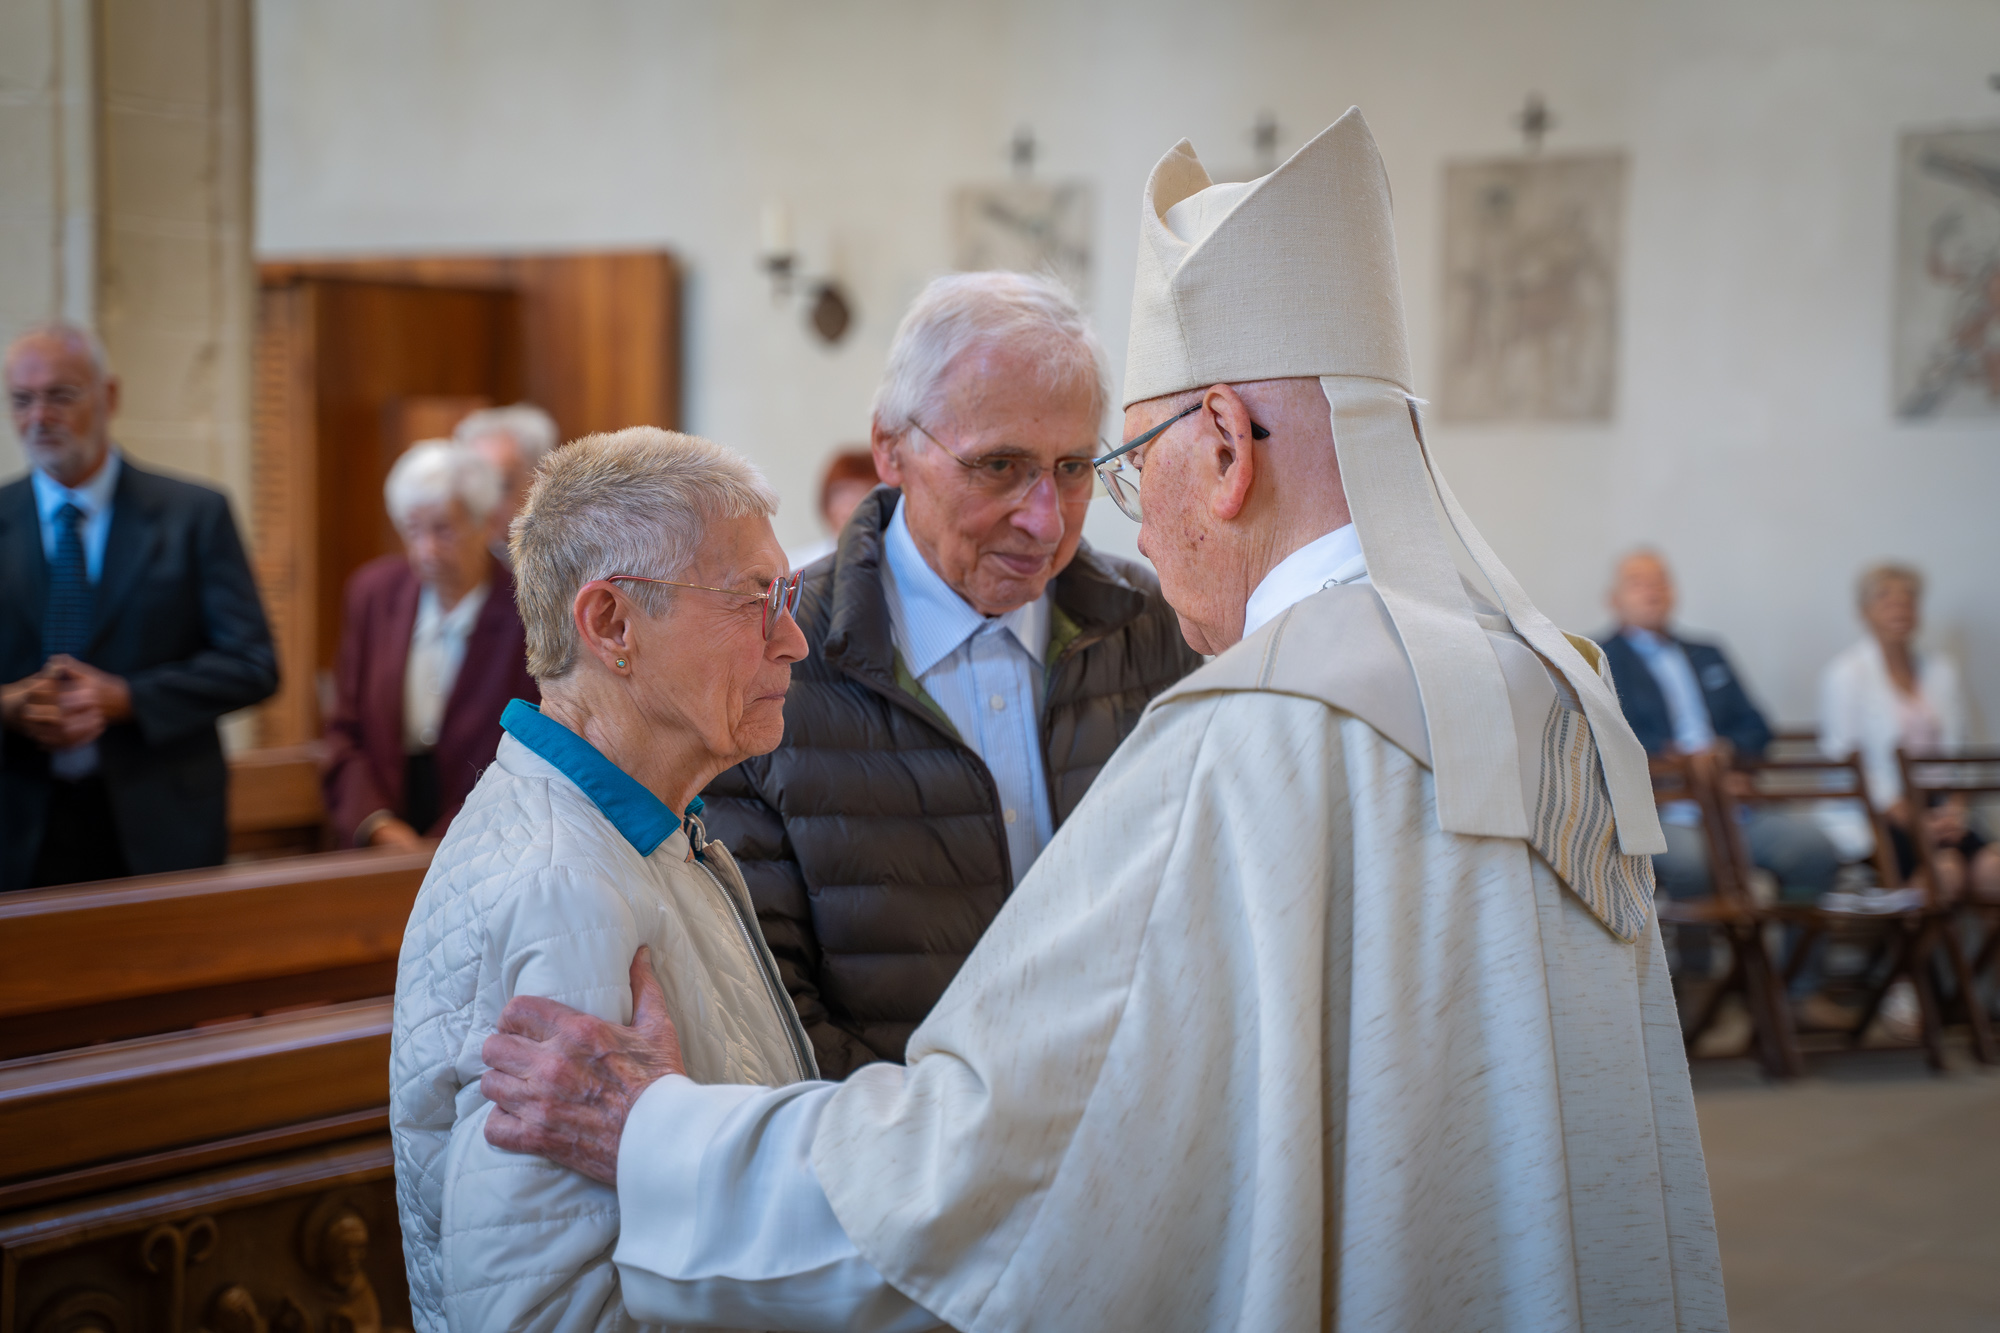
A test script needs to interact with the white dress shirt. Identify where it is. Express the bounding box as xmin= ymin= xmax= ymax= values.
xmin=1819 ymin=636 xmax=1969 ymax=808
xmin=880 ymin=498 xmax=1053 ymax=884
xmin=30 ymin=449 xmax=124 ymax=779
xmin=401 ymin=581 xmax=489 ymax=754
xmin=1242 ymin=522 xmax=1370 ymax=639
xmin=606 ymin=524 xmax=1379 ymax=1331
